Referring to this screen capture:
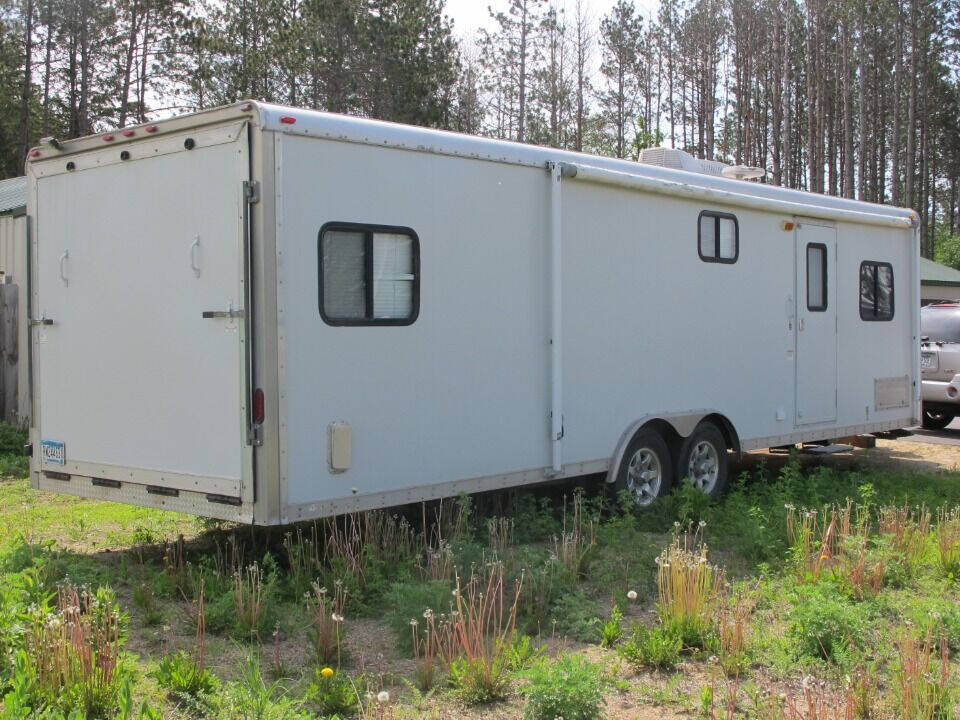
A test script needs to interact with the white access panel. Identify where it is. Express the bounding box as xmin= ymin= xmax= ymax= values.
xmin=796 ymin=222 xmax=838 ymax=425
xmin=33 ymin=133 xmax=250 ymax=495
